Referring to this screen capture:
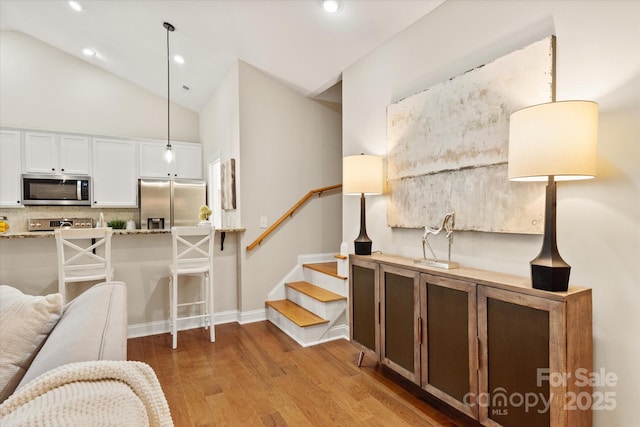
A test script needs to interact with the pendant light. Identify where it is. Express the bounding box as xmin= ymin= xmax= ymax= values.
xmin=164 ymin=22 xmax=175 ymax=163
